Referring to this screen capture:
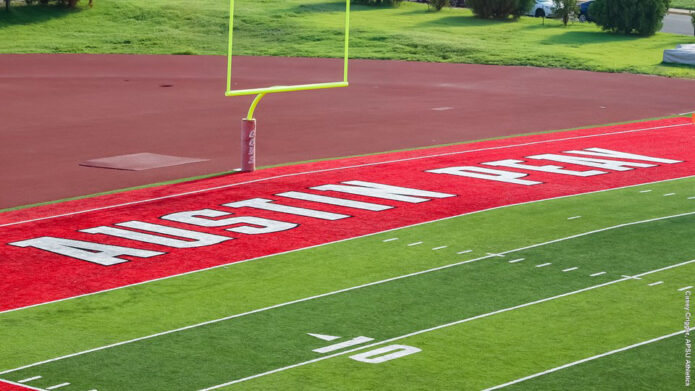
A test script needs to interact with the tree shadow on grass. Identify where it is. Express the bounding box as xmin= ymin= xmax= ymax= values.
xmin=416 ymin=15 xmax=522 ymax=28
xmin=0 ymin=3 xmax=82 ymax=27
xmin=536 ymin=29 xmax=642 ymax=45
